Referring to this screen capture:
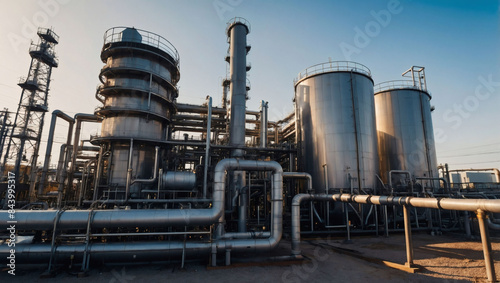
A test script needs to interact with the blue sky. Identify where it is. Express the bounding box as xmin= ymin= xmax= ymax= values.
xmin=0 ymin=0 xmax=499 ymax=170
